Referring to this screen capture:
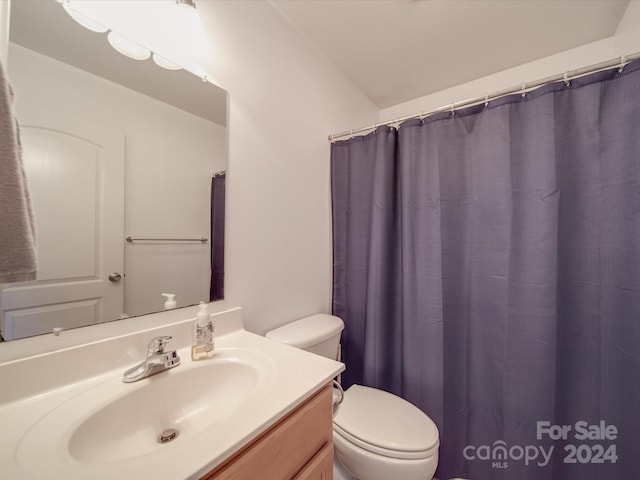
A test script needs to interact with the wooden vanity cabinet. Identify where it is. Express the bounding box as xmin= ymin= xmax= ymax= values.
xmin=201 ymin=383 xmax=334 ymax=480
